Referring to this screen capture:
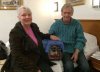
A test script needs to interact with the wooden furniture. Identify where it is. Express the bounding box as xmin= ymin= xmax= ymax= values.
xmin=79 ymin=20 xmax=100 ymax=49
xmin=90 ymin=56 xmax=100 ymax=71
